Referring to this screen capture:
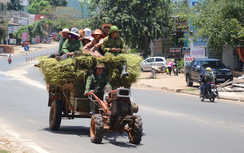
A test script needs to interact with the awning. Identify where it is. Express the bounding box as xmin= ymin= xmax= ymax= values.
xmin=237 ymin=46 xmax=244 ymax=63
